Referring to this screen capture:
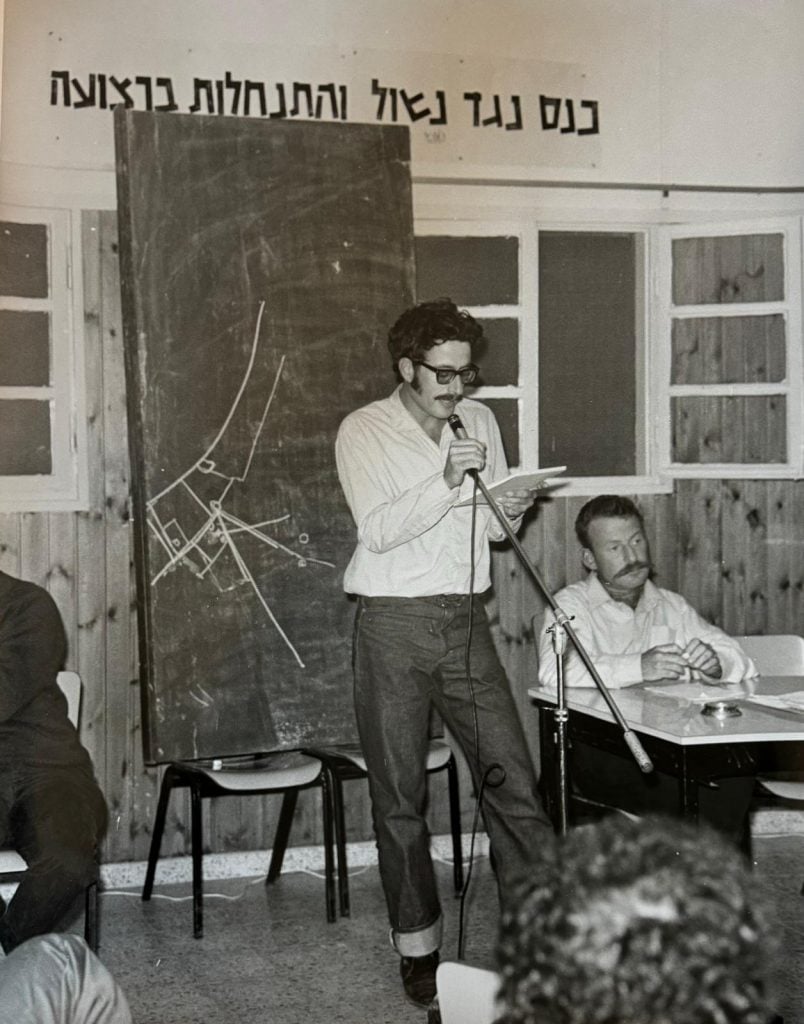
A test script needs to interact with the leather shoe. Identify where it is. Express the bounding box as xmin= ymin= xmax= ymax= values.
xmin=400 ymin=950 xmax=440 ymax=1008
